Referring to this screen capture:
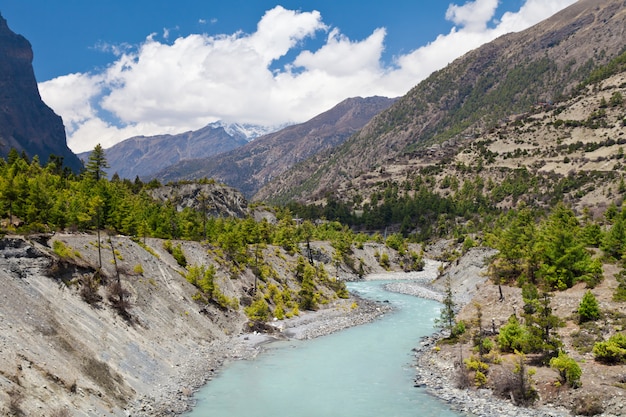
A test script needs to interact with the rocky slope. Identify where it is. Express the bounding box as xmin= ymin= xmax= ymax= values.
xmin=0 ymin=233 xmax=409 ymax=416
xmin=319 ymin=69 xmax=626 ymax=217
xmin=256 ymin=0 xmax=626 ymax=204
xmin=154 ymin=96 xmax=396 ymax=198
xmin=148 ymin=181 xmax=249 ymax=219
xmin=0 ymin=14 xmax=81 ymax=172
xmin=392 ymin=244 xmax=626 ymax=417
